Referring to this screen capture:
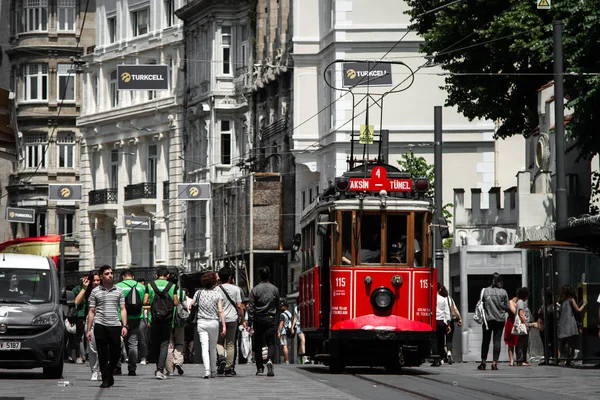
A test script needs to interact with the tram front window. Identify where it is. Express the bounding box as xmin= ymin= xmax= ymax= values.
xmin=359 ymin=215 xmax=381 ymax=264
xmin=387 ymin=214 xmax=410 ymax=265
